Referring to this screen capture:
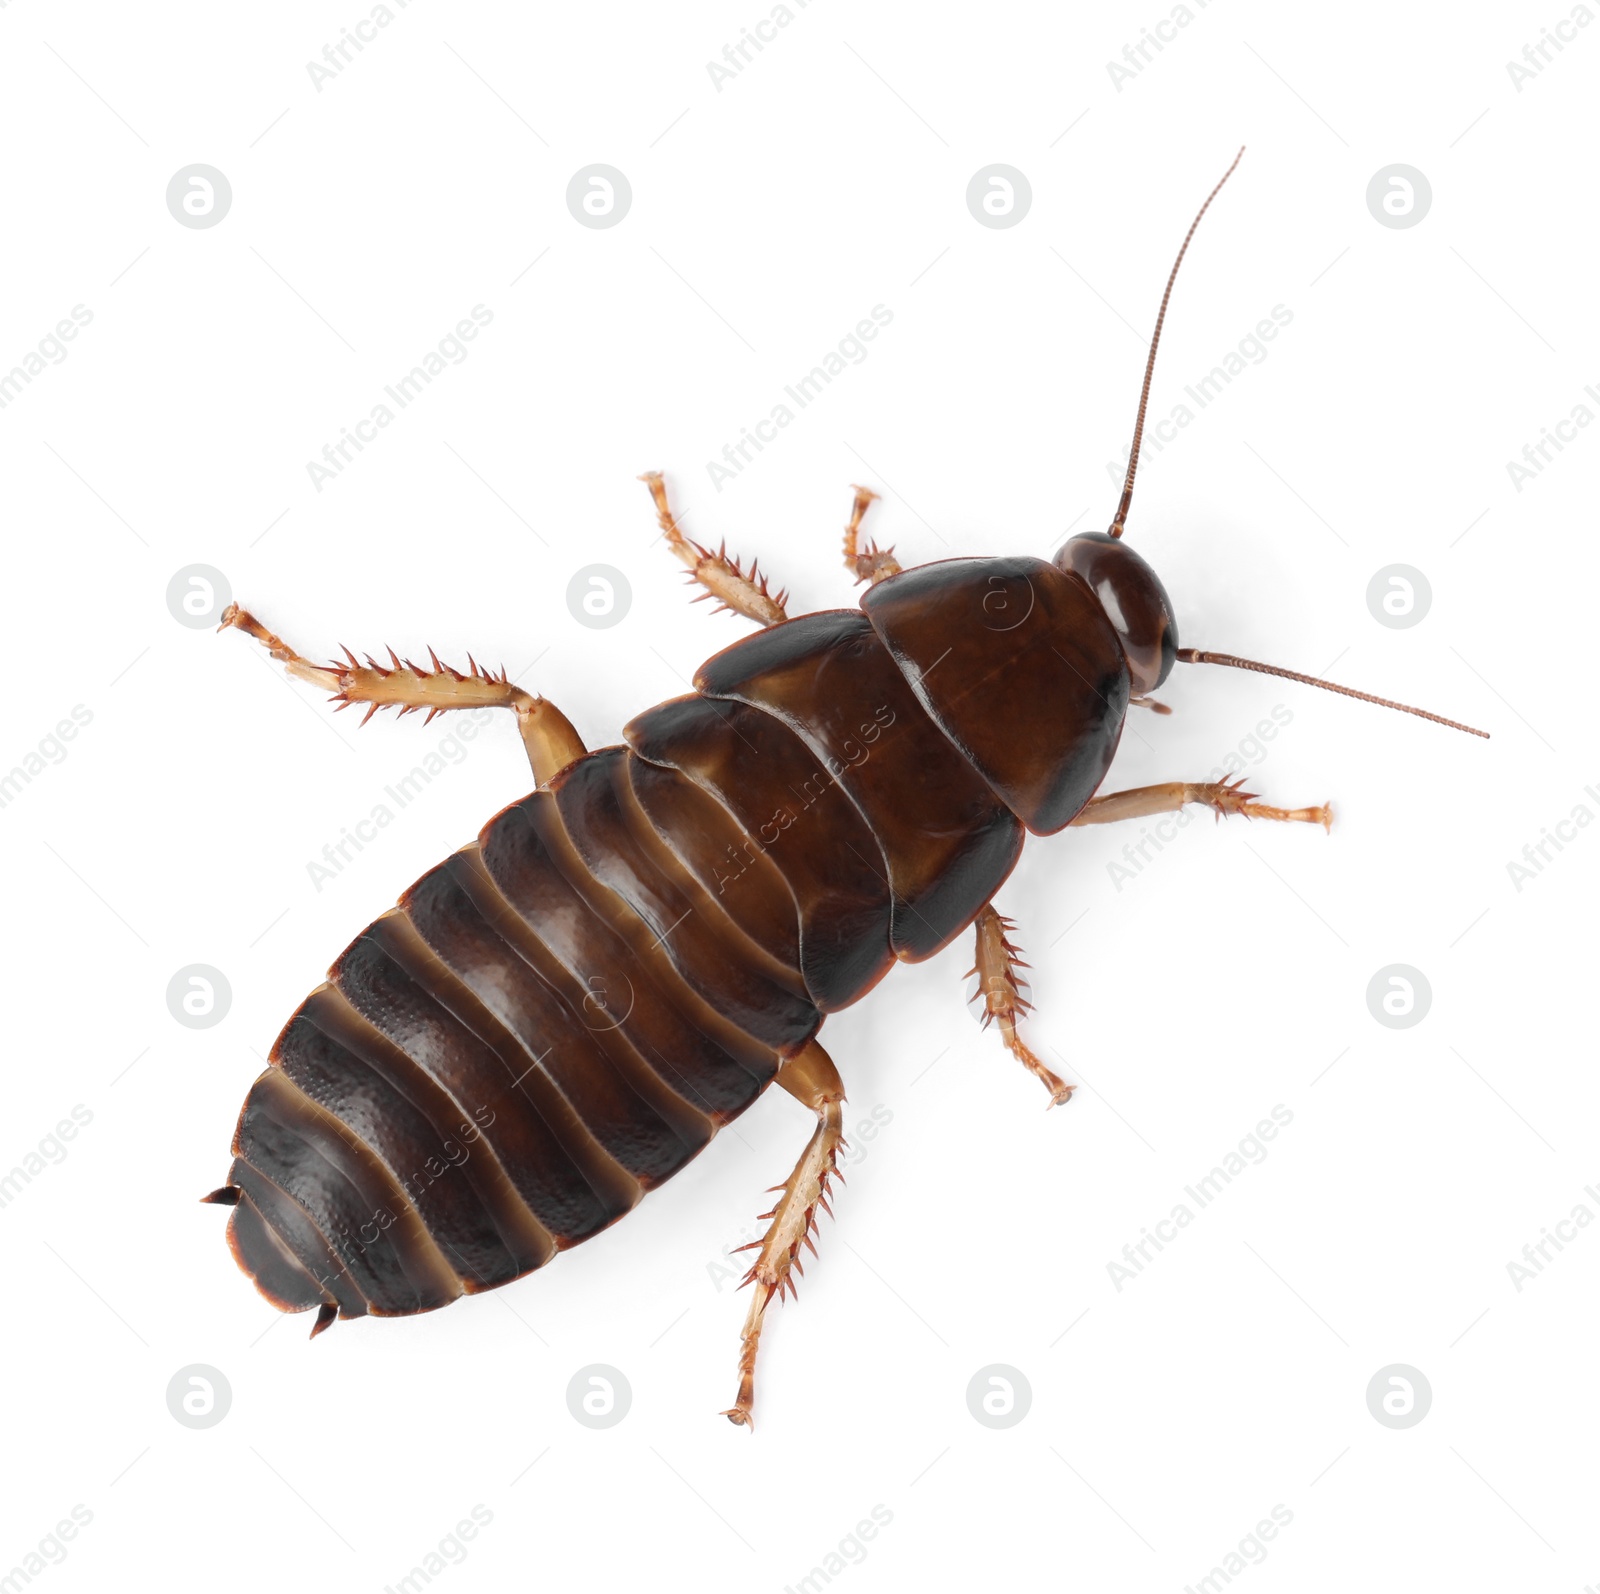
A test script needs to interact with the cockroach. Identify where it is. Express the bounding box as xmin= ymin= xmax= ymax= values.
xmin=205 ymin=148 xmax=1486 ymax=1427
